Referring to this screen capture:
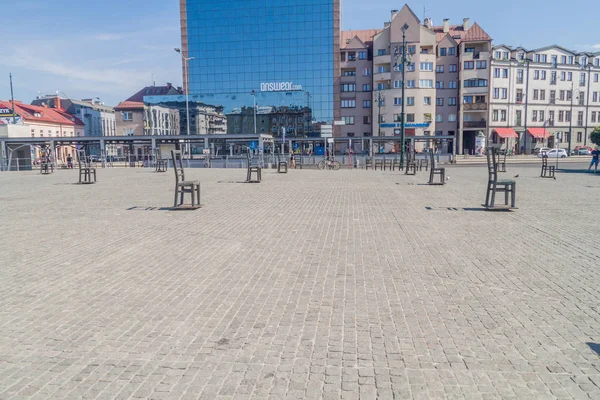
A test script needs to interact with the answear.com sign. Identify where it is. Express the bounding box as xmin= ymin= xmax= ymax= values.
xmin=260 ymin=82 xmax=303 ymax=92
